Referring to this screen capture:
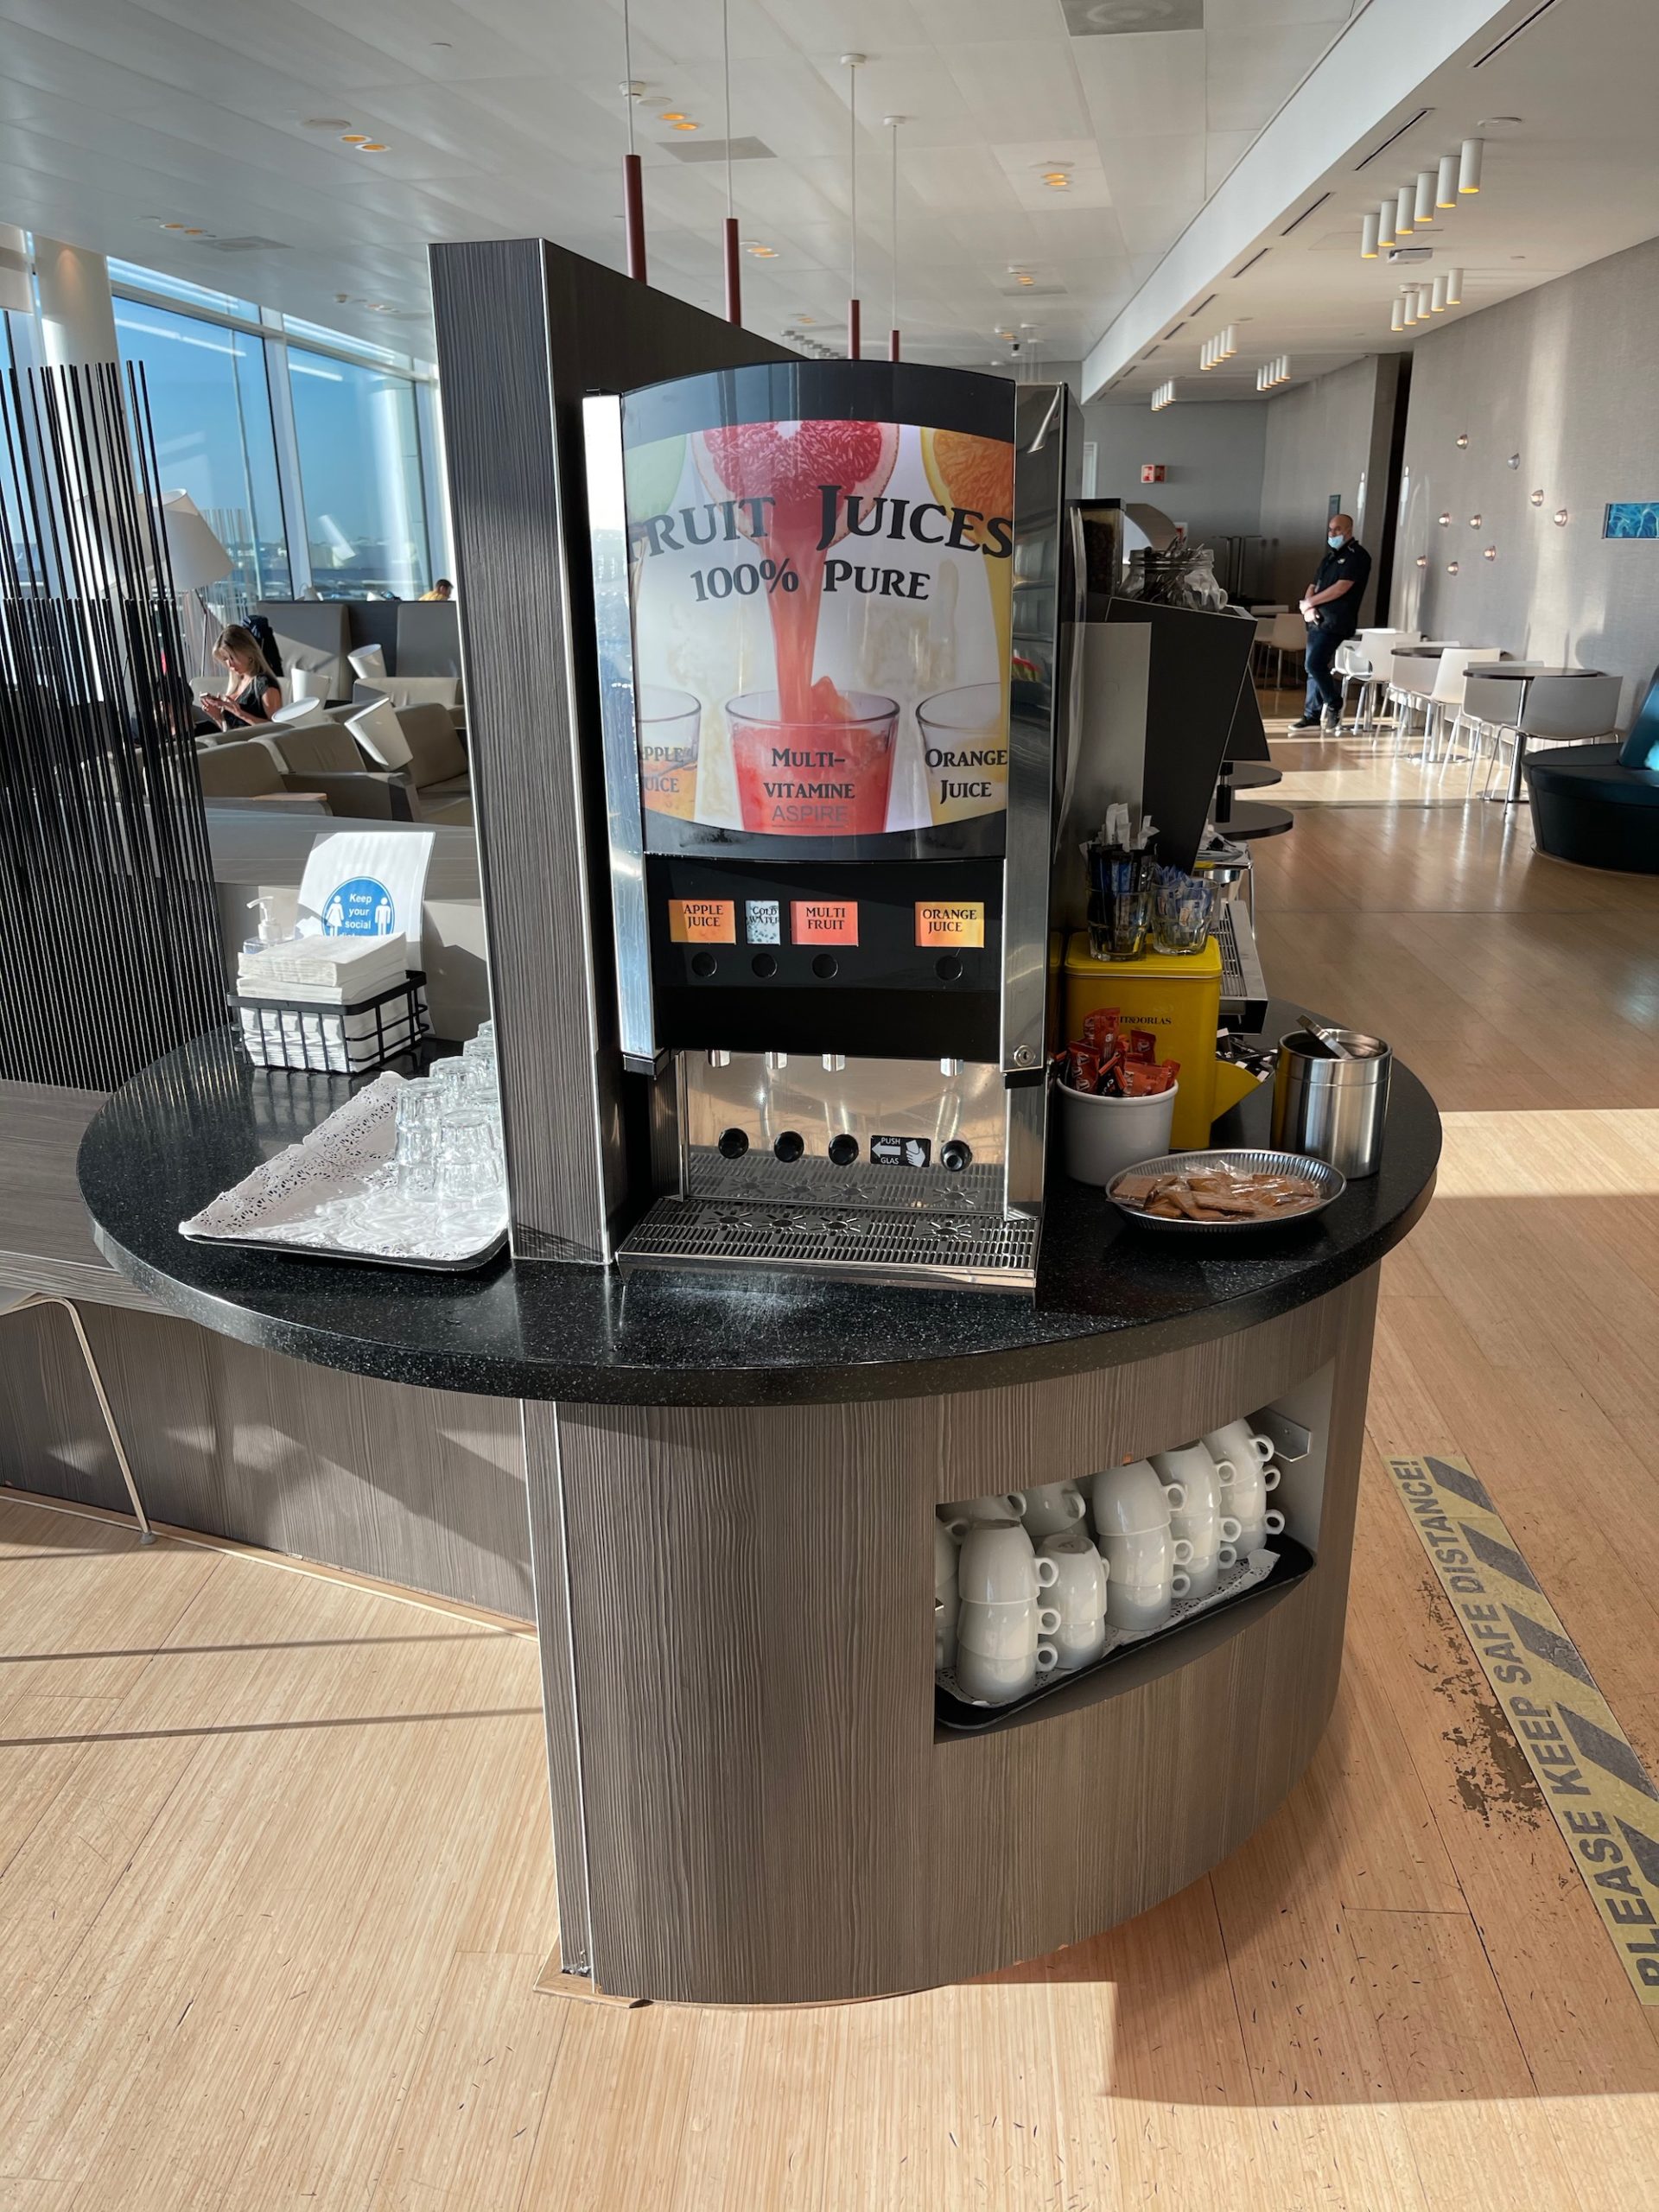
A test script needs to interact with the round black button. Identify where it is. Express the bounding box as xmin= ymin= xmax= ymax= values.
xmin=773 ymin=1129 xmax=805 ymax=1164
xmin=751 ymin=952 xmax=778 ymax=978
xmin=827 ymin=1134 xmax=860 ymax=1167
xmin=941 ymin=1140 xmax=973 ymax=1173
xmin=936 ymin=954 xmax=963 ymax=982
xmin=810 ymin=953 xmax=838 ymax=980
xmin=690 ymin=950 xmax=717 ymax=978
xmin=717 ymin=1127 xmax=749 ymax=1160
